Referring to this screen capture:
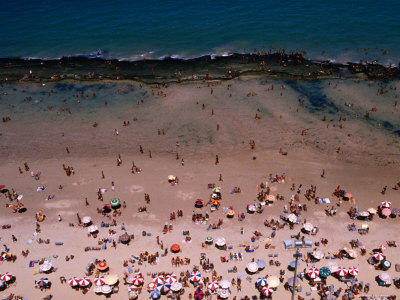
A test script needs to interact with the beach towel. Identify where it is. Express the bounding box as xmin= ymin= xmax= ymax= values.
xmin=29 ymin=260 xmax=34 ymax=268
xmin=55 ymin=242 xmax=64 ymax=246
